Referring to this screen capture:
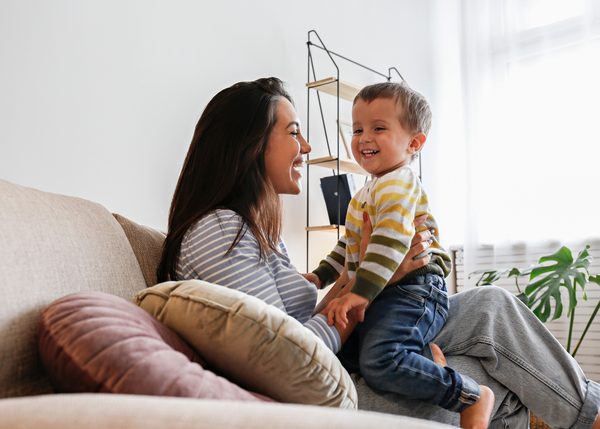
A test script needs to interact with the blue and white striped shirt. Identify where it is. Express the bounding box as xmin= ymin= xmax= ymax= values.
xmin=175 ymin=209 xmax=341 ymax=353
